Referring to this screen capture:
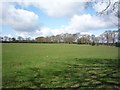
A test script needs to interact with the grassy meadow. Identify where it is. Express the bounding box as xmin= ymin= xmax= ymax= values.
xmin=2 ymin=43 xmax=120 ymax=89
